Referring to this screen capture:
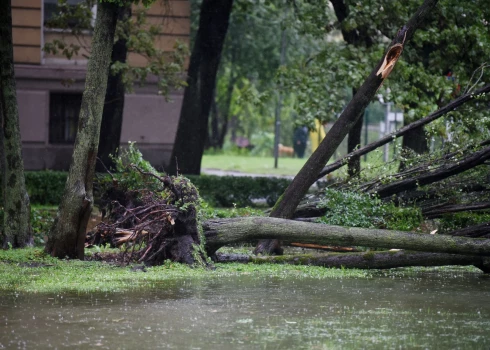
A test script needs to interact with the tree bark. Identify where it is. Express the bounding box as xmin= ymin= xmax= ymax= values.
xmin=96 ymin=4 xmax=131 ymax=172
xmin=447 ymin=222 xmax=490 ymax=239
xmin=402 ymin=124 xmax=429 ymax=154
xmin=347 ymin=114 xmax=363 ymax=177
xmin=0 ymin=0 xmax=32 ymax=248
xmin=168 ymin=0 xmax=233 ymax=175
xmin=204 ymin=216 xmax=490 ymax=257
xmin=330 ymin=0 xmax=373 ymax=178
xmin=269 ymin=0 xmax=438 ymax=220
xmin=400 ymin=124 xmax=429 ymax=171
xmin=45 ymin=2 xmax=118 ymax=259
xmin=215 ymin=251 xmax=490 ymax=273
xmin=316 ymin=83 xmax=490 ymax=179
xmin=208 ymin=91 xmax=221 ymax=149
